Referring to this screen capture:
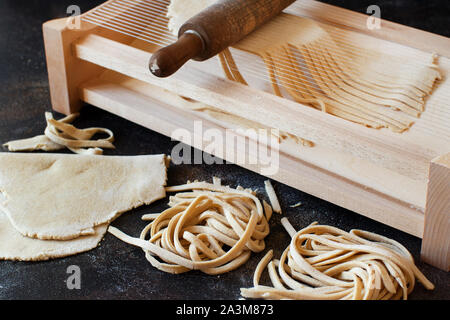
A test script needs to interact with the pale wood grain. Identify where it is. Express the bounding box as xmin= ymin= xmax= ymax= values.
xmin=421 ymin=153 xmax=450 ymax=271
xmin=80 ymin=75 xmax=426 ymax=237
xmin=73 ymin=34 xmax=439 ymax=180
xmin=42 ymin=18 xmax=103 ymax=115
